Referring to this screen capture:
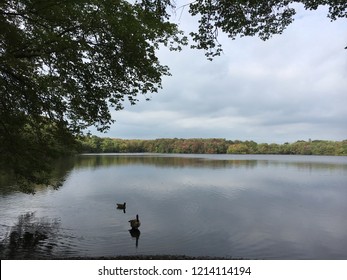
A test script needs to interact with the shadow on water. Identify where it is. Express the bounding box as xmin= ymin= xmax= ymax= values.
xmin=0 ymin=157 xmax=75 ymax=195
xmin=0 ymin=212 xmax=78 ymax=259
